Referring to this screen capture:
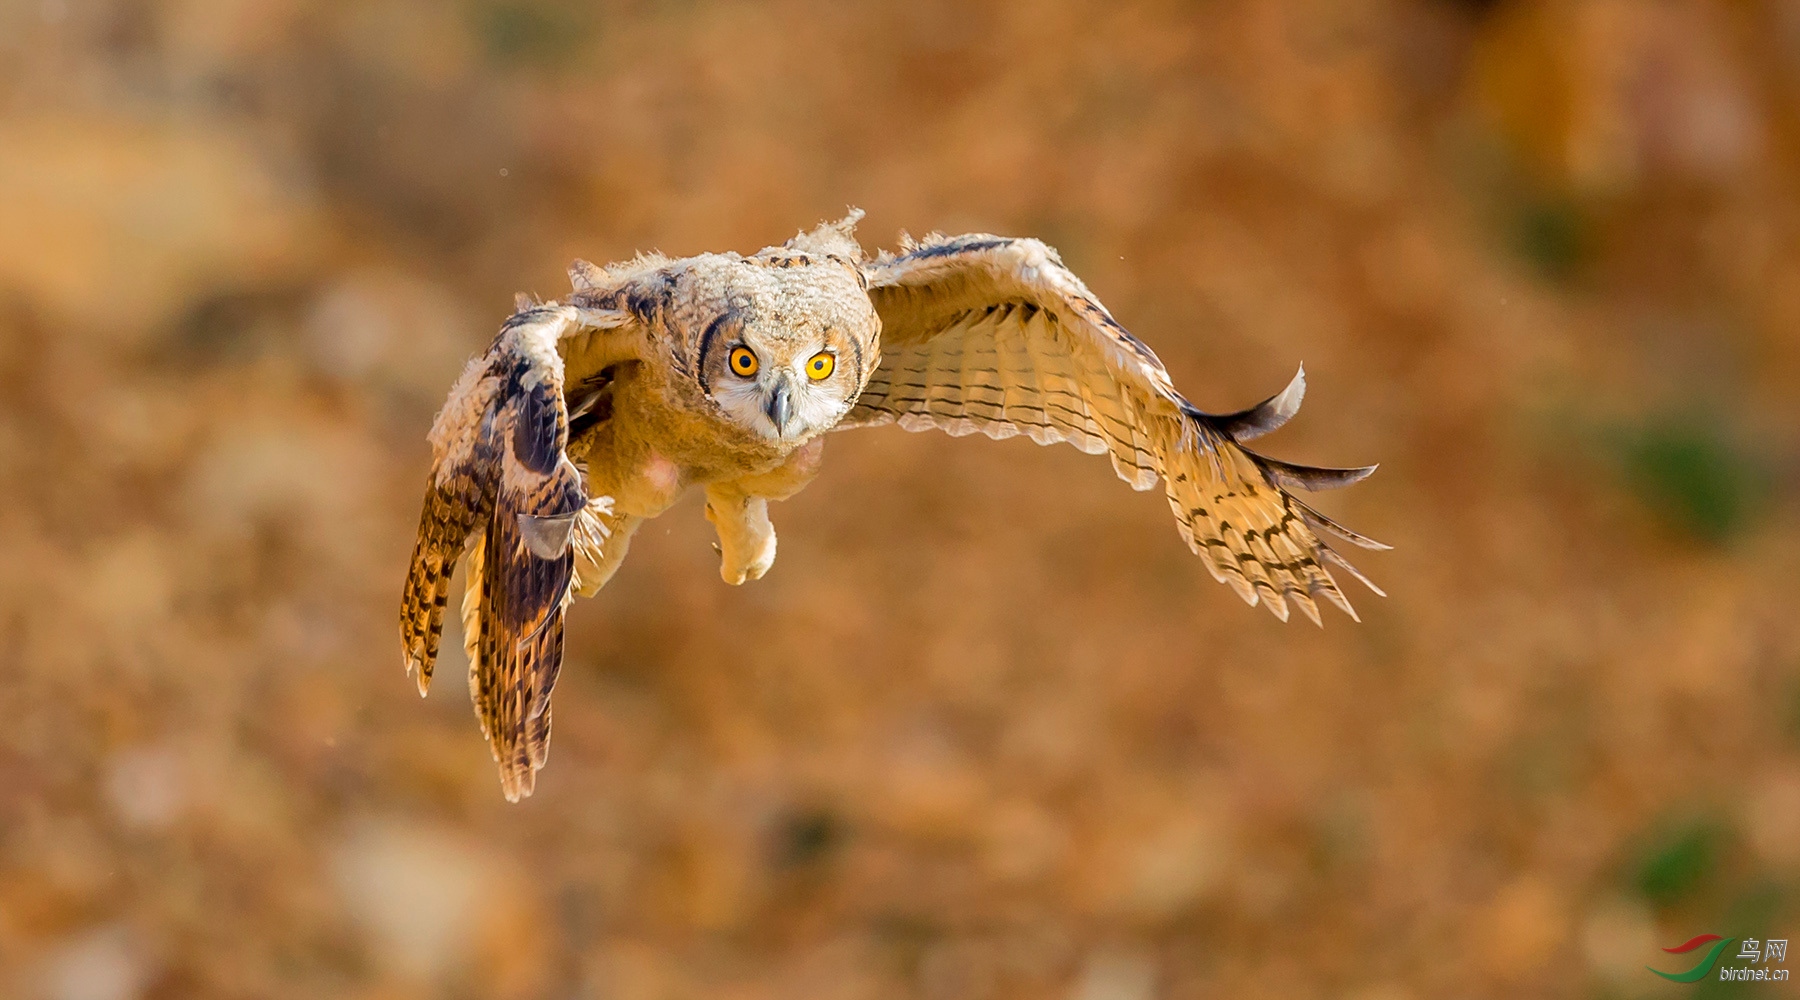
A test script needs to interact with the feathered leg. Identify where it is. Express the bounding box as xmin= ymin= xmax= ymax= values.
xmin=571 ymin=503 xmax=640 ymax=598
xmin=701 ymin=437 xmax=825 ymax=586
